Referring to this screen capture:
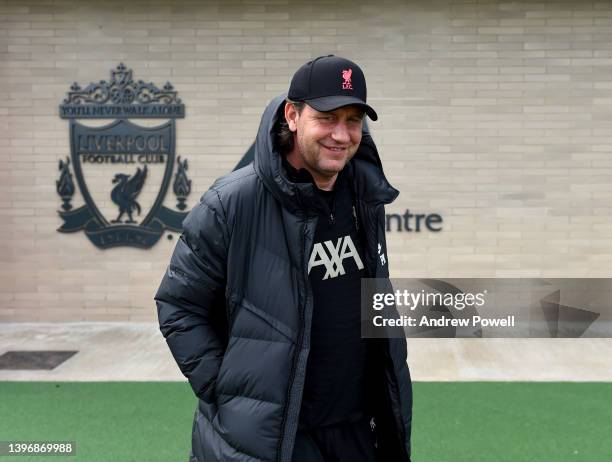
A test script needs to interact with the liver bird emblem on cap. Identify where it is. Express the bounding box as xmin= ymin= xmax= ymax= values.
xmin=342 ymin=68 xmax=353 ymax=89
